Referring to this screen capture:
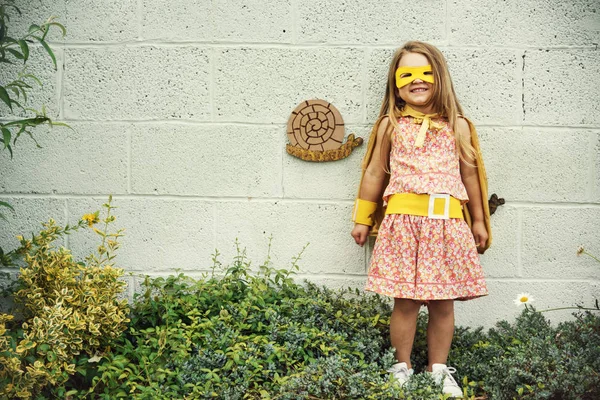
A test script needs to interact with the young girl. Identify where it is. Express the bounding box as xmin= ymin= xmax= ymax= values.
xmin=351 ymin=41 xmax=491 ymax=397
